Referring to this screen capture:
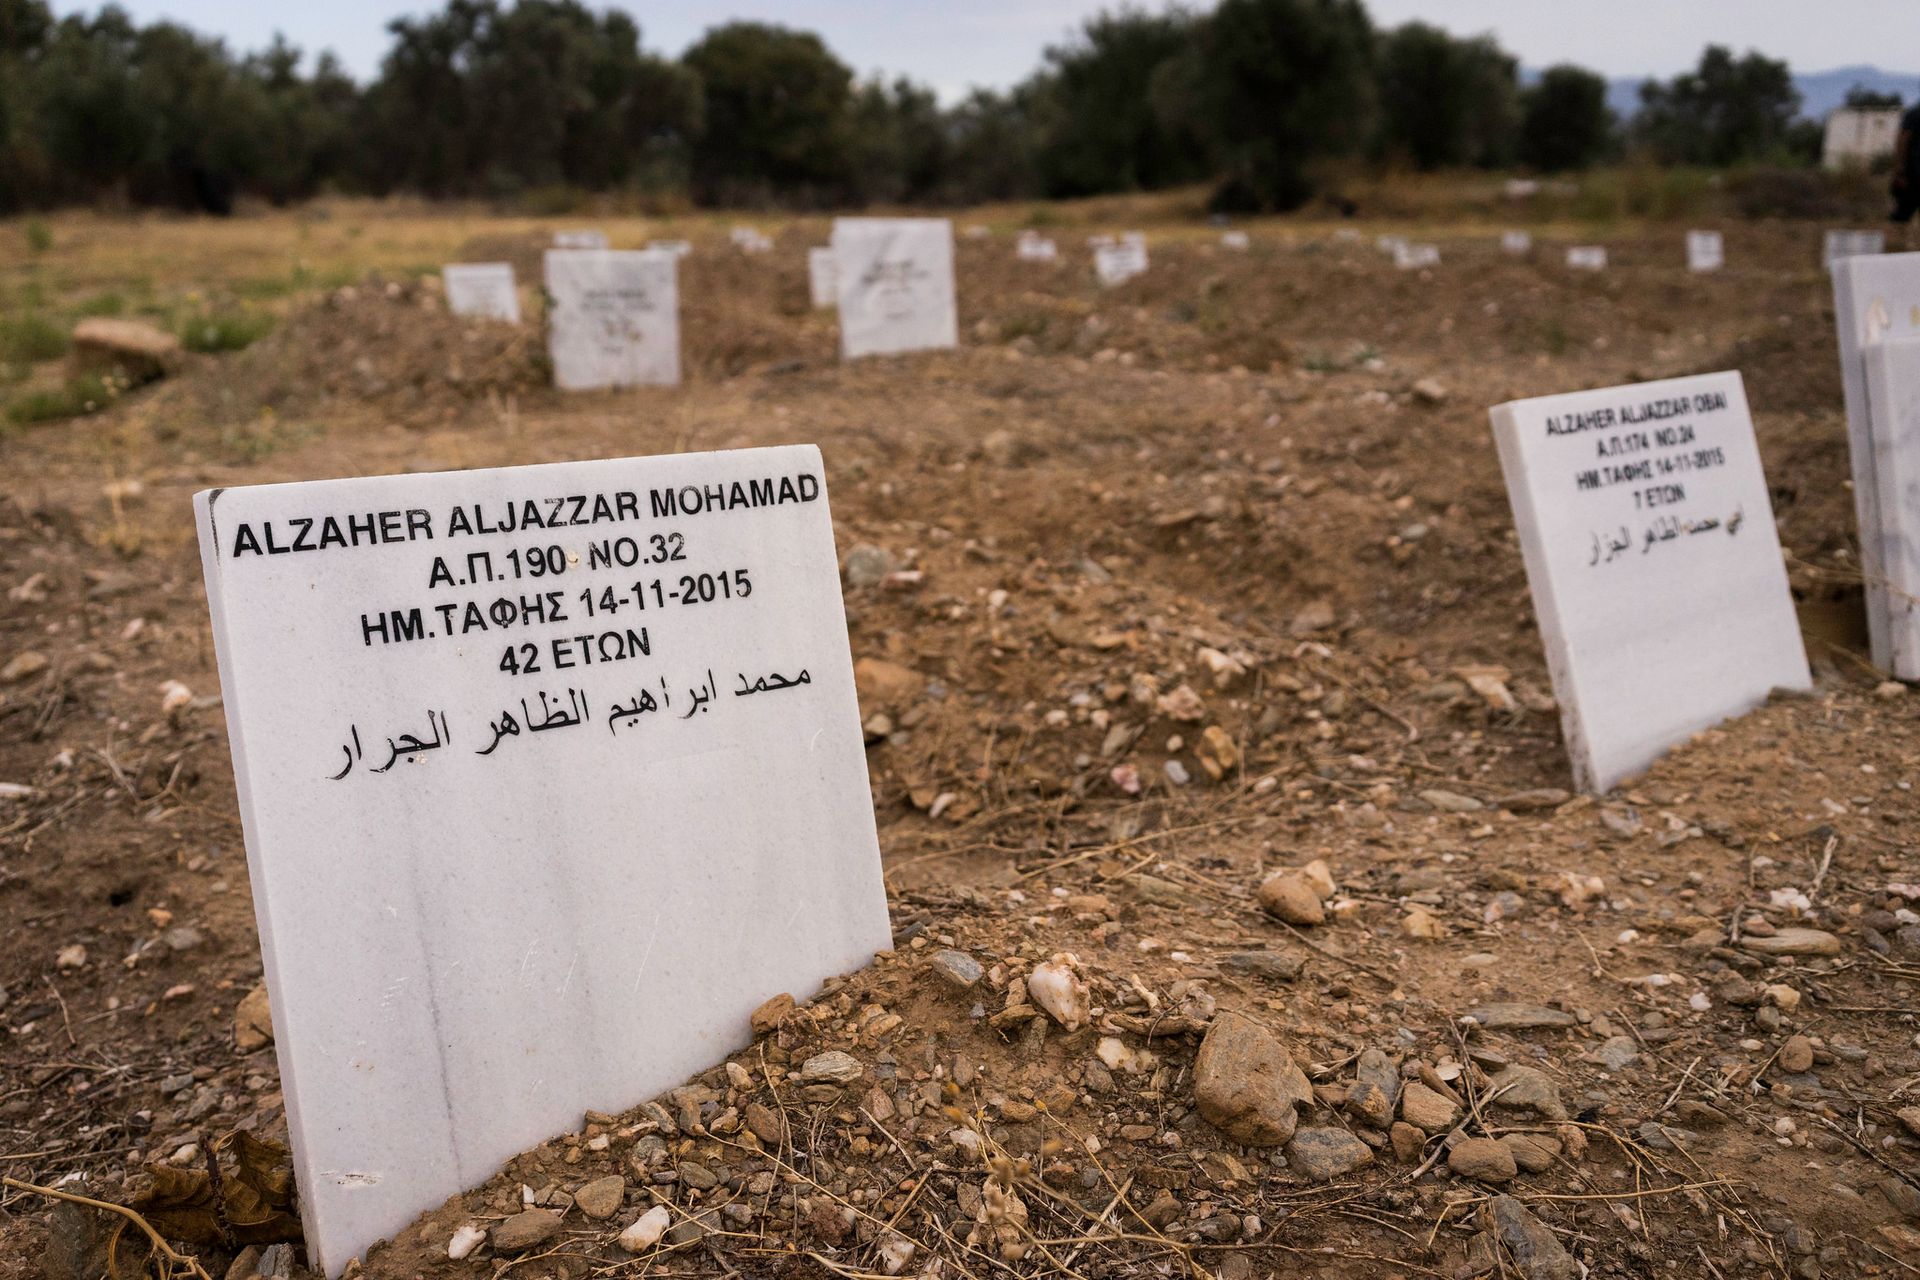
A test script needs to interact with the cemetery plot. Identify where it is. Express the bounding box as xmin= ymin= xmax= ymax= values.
xmin=830 ymin=217 xmax=958 ymax=358
xmin=193 ymin=446 xmax=888 ymax=1273
xmin=1490 ymin=371 xmax=1809 ymax=793
xmin=441 ymin=263 xmax=520 ymax=324
xmin=544 ymin=249 xmax=681 ymax=390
